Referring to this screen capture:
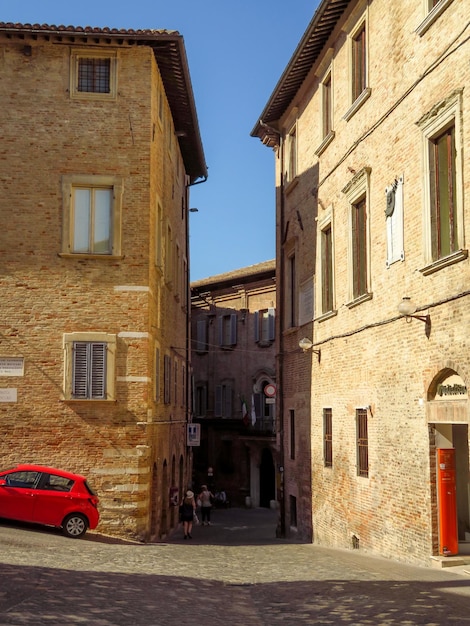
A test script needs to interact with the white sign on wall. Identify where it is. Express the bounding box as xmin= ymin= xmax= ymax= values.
xmin=0 ymin=389 xmax=17 ymax=402
xmin=0 ymin=357 xmax=24 ymax=377
xmin=187 ymin=423 xmax=200 ymax=446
